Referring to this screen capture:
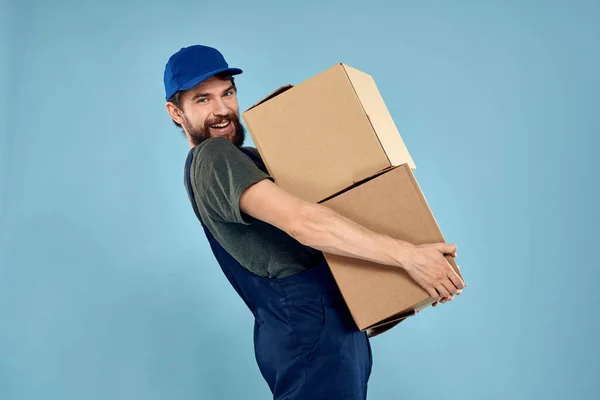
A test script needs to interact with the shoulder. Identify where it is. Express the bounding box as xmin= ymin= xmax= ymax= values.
xmin=193 ymin=139 xmax=263 ymax=167
xmin=194 ymin=137 xmax=236 ymax=157
xmin=192 ymin=137 xmax=248 ymax=169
